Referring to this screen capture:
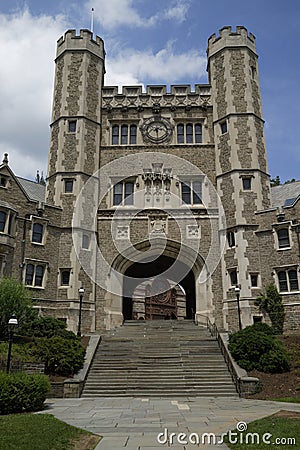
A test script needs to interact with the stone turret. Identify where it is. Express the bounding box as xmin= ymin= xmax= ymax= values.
xmin=46 ymin=29 xmax=105 ymax=211
xmin=45 ymin=29 xmax=105 ymax=333
xmin=207 ymin=25 xmax=270 ymax=219
xmin=207 ymin=26 xmax=271 ymax=329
